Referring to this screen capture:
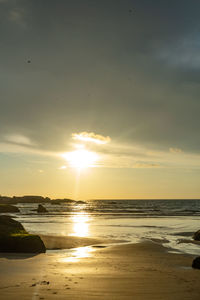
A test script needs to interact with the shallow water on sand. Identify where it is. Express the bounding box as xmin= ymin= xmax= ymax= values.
xmin=6 ymin=199 xmax=200 ymax=255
